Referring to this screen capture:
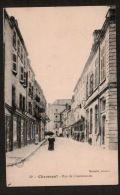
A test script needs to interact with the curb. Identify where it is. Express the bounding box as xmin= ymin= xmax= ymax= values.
xmin=6 ymin=139 xmax=47 ymax=167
